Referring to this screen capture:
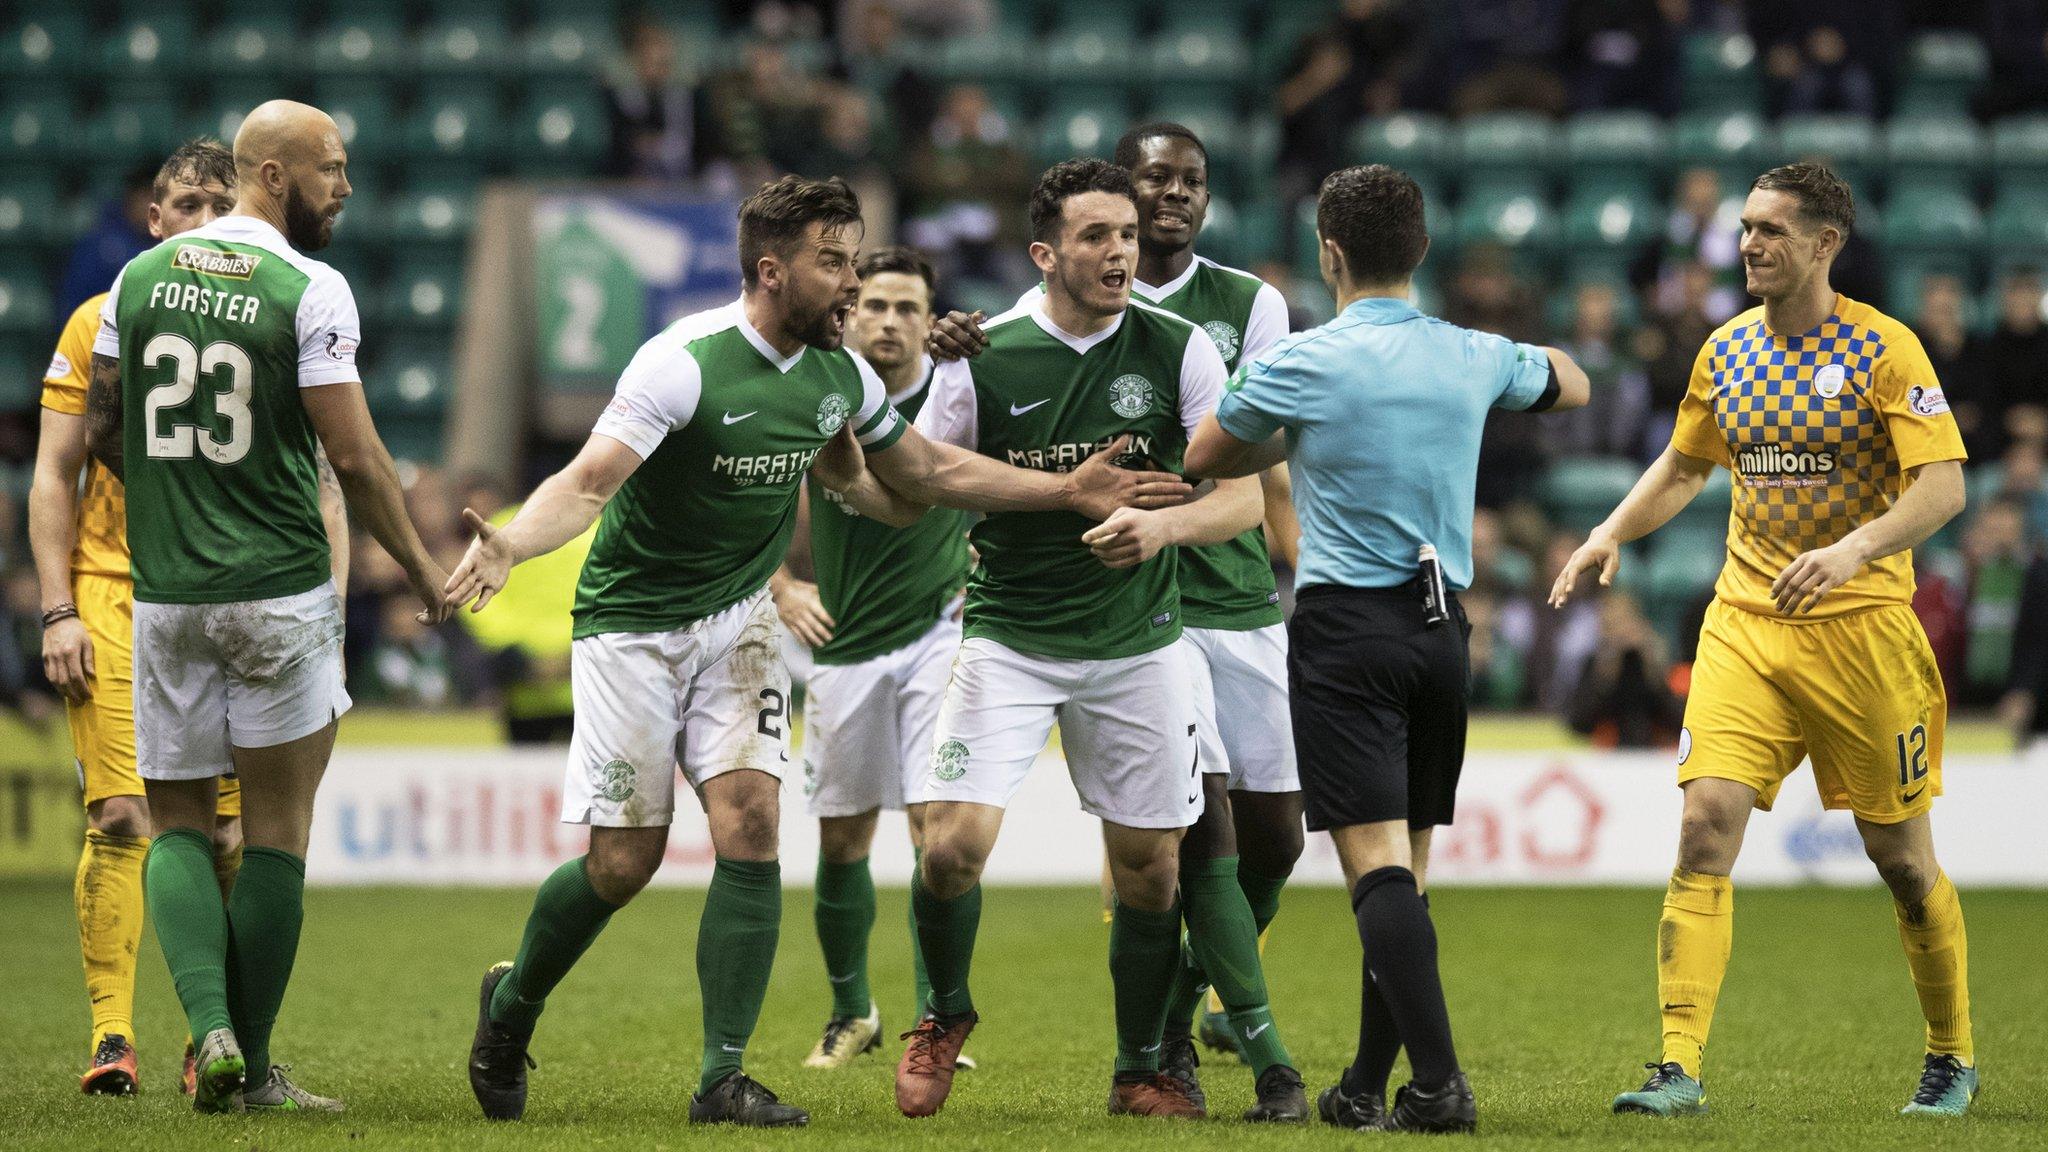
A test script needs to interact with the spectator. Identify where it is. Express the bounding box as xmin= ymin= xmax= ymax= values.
xmin=1977 ymin=0 xmax=2048 ymax=120
xmin=901 ymin=83 xmax=1034 ymax=298
xmin=1446 ymin=246 xmax=1547 ymax=508
xmin=602 ymin=13 xmax=717 ymax=181
xmin=1567 ymin=0 xmax=1685 ymax=114
xmin=1501 ymin=530 xmax=1605 ymax=710
xmin=1917 ymin=272 xmax=1996 ymax=460
xmin=1463 ymin=591 xmax=1526 ymax=708
xmin=1469 ymin=507 xmax=1536 ymax=596
xmin=57 ymin=163 xmax=154 ymax=319
xmin=2000 ymin=543 xmax=2048 ymax=749
xmin=835 ymin=0 xmax=938 ymax=152
xmin=793 ymin=86 xmax=886 ymax=182
xmin=1638 ymin=260 xmax=1720 ymax=458
xmin=1913 ymin=547 xmax=1970 ymax=695
xmin=1994 ymin=440 xmax=2048 ymax=543
xmin=1772 ymin=25 xmax=1879 ymax=116
xmin=1567 ymin=590 xmax=1684 ymax=748
xmin=1983 ymin=267 xmax=2048 ymax=458
xmin=1551 ymin=280 xmax=1651 ymax=457
xmin=1444 ymin=0 xmax=1570 ymax=116
xmin=1274 ymin=0 xmax=1424 ymax=210
xmin=1633 ymin=166 xmax=1743 ymax=323
xmin=458 ymin=499 xmax=590 ymax=745
xmin=1962 ymin=497 xmax=2034 ymax=705
xmin=703 ymin=40 xmax=829 ymax=184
